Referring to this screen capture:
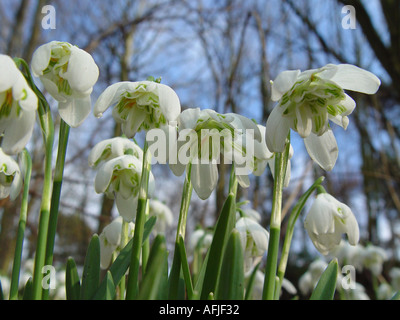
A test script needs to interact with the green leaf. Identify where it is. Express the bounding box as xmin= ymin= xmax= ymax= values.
xmin=310 ymin=259 xmax=338 ymax=300
xmin=65 ymin=257 xmax=81 ymax=300
xmin=92 ymin=216 xmax=157 ymax=300
xmin=391 ymin=291 xmax=400 ymax=300
xmin=103 ymin=271 xmax=116 ymax=300
xmin=178 ymin=235 xmax=194 ymax=300
xmin=200 ymin=193 xmax=236 ymax=299
xmin=80 ymin=234 xmax=100 ymax=300
xmin=22 ymin=277 xmax=33 ymax=300
xmin=245 ymin=262 xmax=261 ymax=300
xmin=138 ymin=235 xmax=168 ymax=300
xmin=215 ymin=229 xmax=244 ymax=300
